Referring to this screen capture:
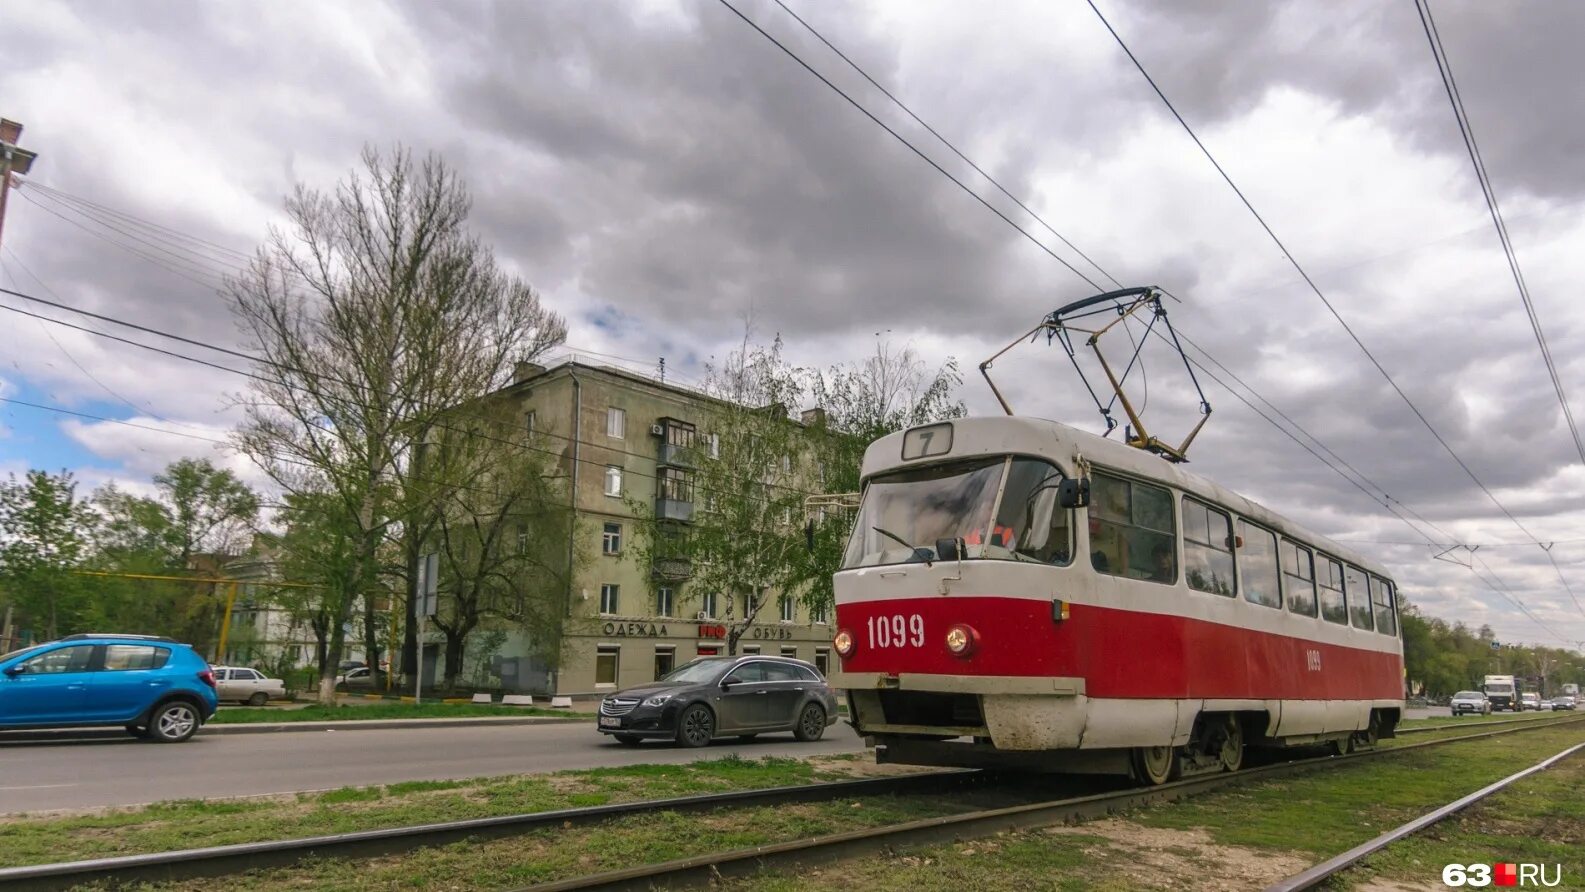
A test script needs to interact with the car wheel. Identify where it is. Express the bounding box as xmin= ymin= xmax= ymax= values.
xmin=614 ymin=734 xmax=642 ymax=746
xmin=148 ymin=701 xmax=201 ymax=743
xmin=675 ymin=704 xmax=714 ymax=748
xmin=247 ymin=692 xmax=269 ymax=707
xmin=793 ymin=703 xmax=826 ymax=742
